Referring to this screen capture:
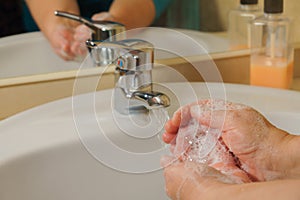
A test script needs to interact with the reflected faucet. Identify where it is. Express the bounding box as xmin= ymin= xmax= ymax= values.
xmin=88 ymin=39 xmax=170 ymax=114
xmin=54 ymin=10 xmax=125 ymax=42
xmin=54 ymin=10 xmax=126 ymax=65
